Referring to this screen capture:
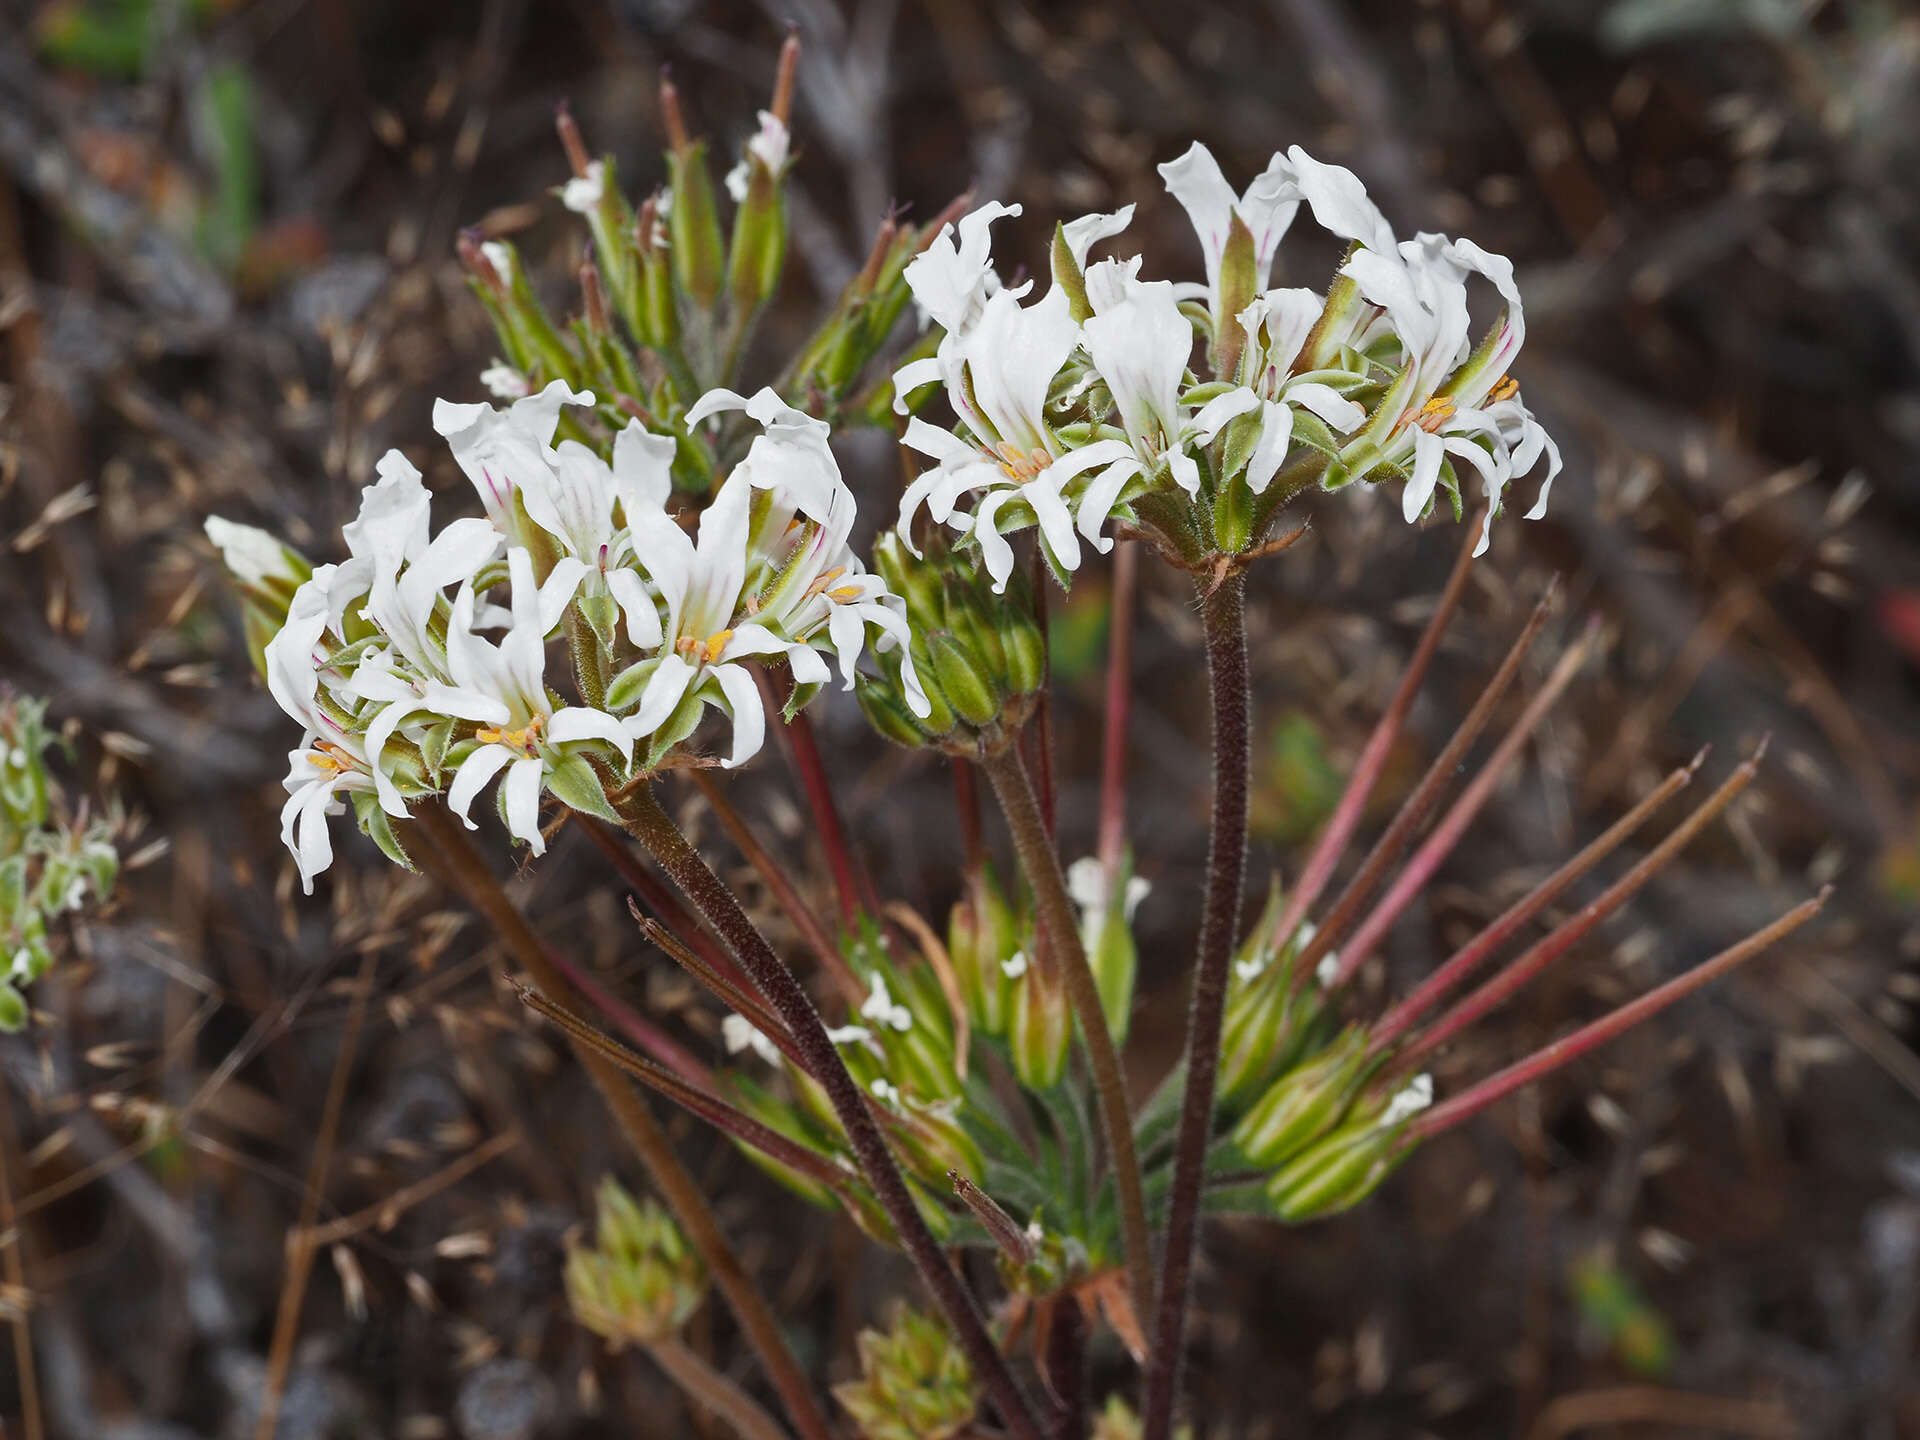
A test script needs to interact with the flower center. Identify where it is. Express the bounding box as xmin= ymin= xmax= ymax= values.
xmin=993 ymin=441 xmax=1050 ymax=482
xmin=306 ymin=740 xmax=356 ymax=775
xmin=1413 ymin=396 xmax=1457 ymax=433
xmin=476 ymin=714 xmax=545 ymax=754
xmin=675 ymin=630 xmax=734 ymax=665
